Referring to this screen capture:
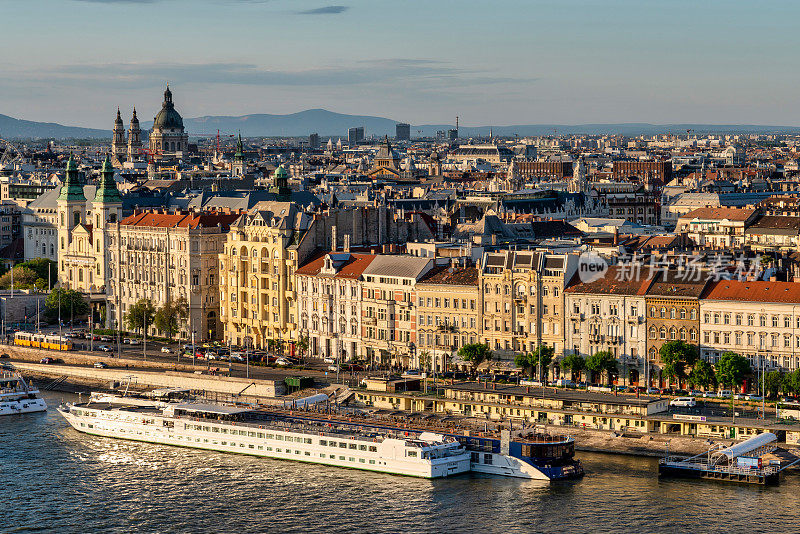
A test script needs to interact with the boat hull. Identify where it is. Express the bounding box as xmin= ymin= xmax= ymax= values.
xmin=0 ymin=397 xmax=47 ymax=416
xmin=58 ymin=407 xmax=471 ymax=479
